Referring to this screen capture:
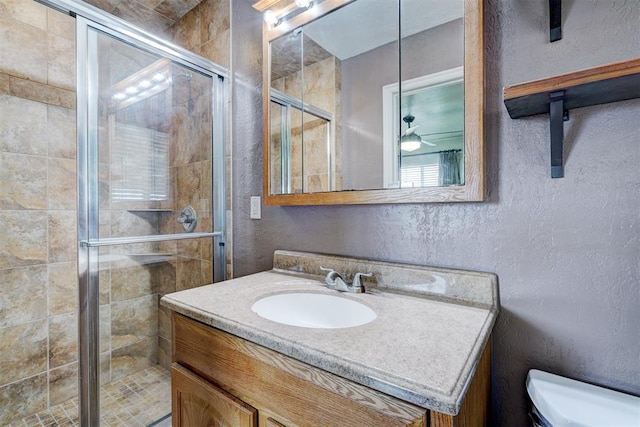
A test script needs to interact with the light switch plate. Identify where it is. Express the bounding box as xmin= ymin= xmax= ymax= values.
xmin=250 ymin=196 xmax=261 ymax=219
